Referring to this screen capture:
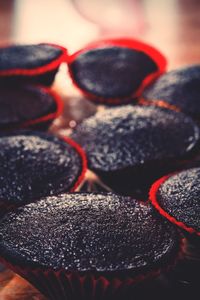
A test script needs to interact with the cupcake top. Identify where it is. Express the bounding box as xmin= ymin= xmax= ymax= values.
xmin=0 ymin=193 xmax=180 ymax=274
xmin=0 ymin=44 xmax=65 ymax=72
xmin=71 ymin=105 xmax=200 ymax=172
xmin=68 ymin=39 xmax=166 ymax=103
xmin=70 ymin=47 xmax=157 ymax=98
xmin=0 ymin=131 xmax=86 ymax=206
xmin=143 ymin=65 xmax=200 ymax=118
xmin=0 ymin=85 xmax=58 ymax=129
xmin=150 ymin=168 xmax=200 ymax=235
